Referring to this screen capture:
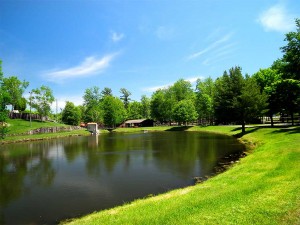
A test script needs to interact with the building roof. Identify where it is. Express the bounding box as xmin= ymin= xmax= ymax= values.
xmin=125 ymin=119 xmax=148 ymax=124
